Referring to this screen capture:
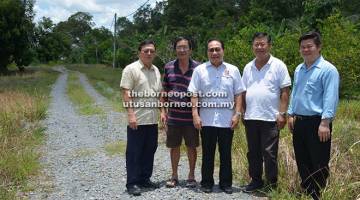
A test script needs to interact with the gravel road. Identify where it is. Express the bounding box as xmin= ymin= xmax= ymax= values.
xmin=26 ymin=67 xmax=257 ymax=200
